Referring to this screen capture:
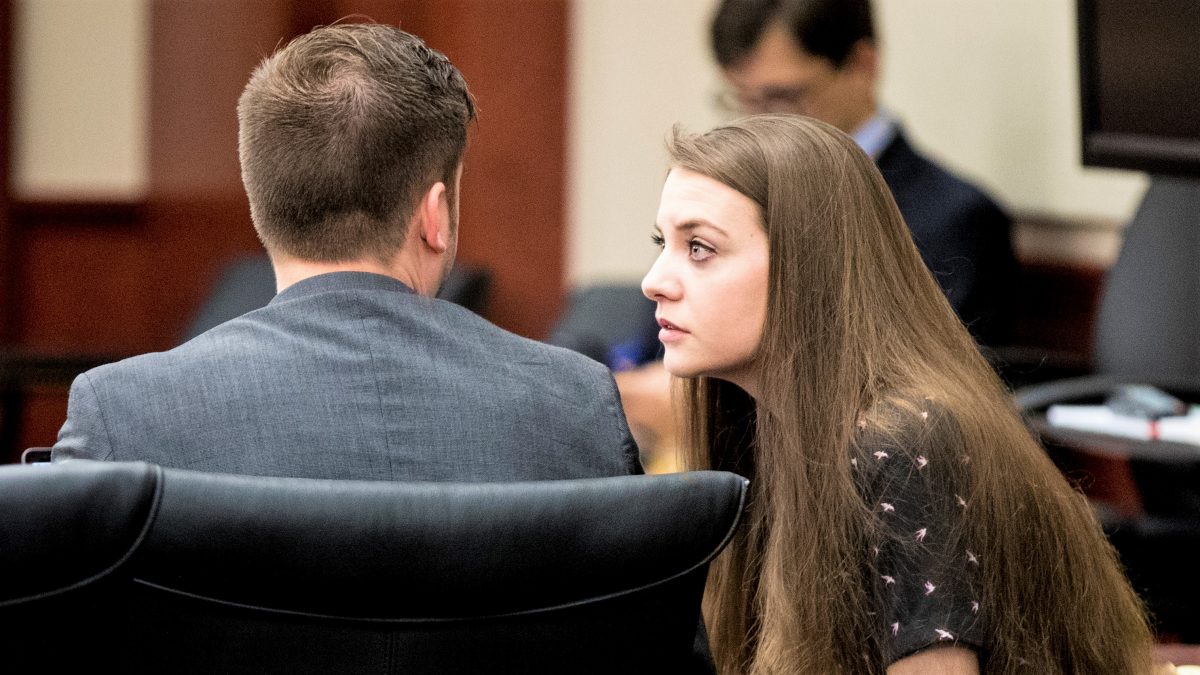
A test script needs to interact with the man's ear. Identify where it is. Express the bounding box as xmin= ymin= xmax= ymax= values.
xmin=417 ymin=181 xmax=450 ymax=254
xmin=845 ymin=38 xmax=878 ymax=80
